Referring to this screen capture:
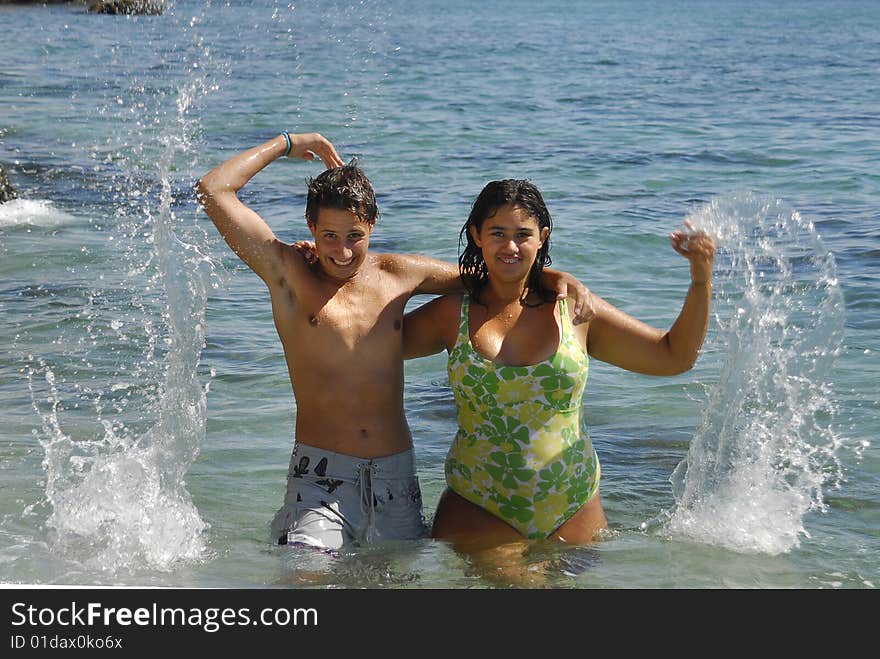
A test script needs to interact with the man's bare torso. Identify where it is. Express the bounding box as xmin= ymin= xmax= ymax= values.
xmin=269 ymin=251 xmax=414 ymax=458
